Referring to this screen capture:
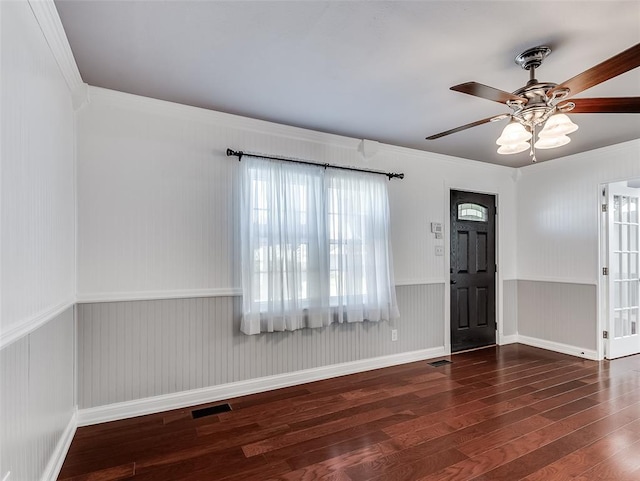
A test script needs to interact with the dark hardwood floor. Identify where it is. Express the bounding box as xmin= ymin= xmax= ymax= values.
xmin=58 ymin=344 xmax=640 ymax=480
